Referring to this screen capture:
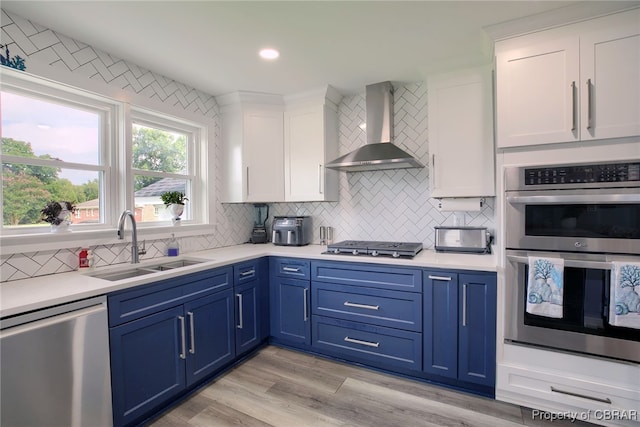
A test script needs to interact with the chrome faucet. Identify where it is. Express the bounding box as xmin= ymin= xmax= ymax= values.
xmin=117 ymin=210 xmax=146 ymax=264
